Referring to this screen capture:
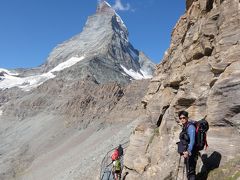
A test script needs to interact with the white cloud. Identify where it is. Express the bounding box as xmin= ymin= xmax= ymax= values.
xmin=113 ymin=0 xmax=130 ymax=11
